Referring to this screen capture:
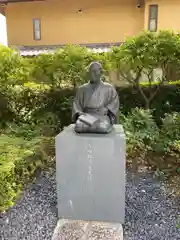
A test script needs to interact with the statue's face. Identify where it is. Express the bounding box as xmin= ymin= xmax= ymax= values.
xmin=89 ymin=62 xmax=102 ymax=84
